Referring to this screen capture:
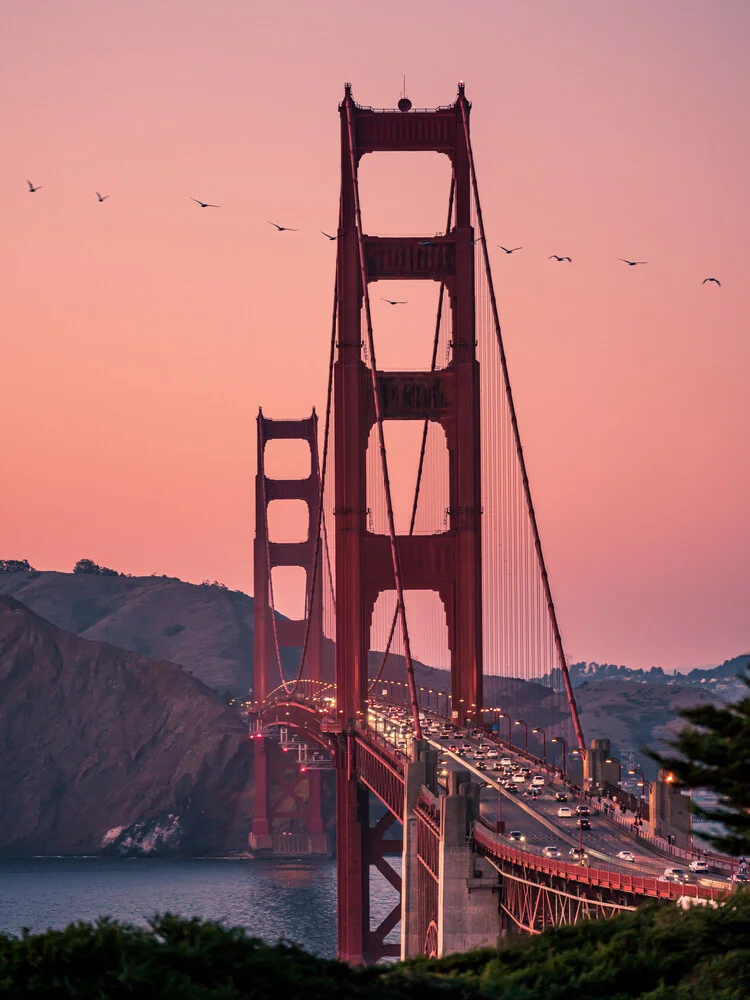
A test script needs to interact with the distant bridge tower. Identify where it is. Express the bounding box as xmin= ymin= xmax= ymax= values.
xmin=252 ymin=409 xmax=324 ymax=704
xmin=251 ymin=409 xmax=326 ymax=855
